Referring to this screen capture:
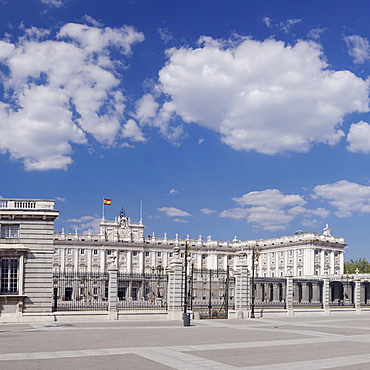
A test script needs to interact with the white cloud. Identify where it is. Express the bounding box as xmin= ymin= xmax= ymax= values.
xmin=233 ymin=189 xmax=306 ymax=208
xmin=262 ymin=17 xmax=301 ymax=33
xmin=174 ymin=218 xmax=188 ymax=223
xmin=221 ymin=189 xmax=327 ymax=231
xmin=65 ymin=215 xmax=101 ymax=233
xmin=313 ymin=180 xmax=370 ymax=217
xmin=135 ymin=94 xmax=159 ymax=125
xmin=0 ymin=22 xmax=144 ymax=170
xmin=121 ymin=119 xmax=147 ymax=142
xmin=144 ymin=36 xmax=368 ymax=154
xmin=158 ymin=206 xmax=191 ymax=217
xmin=200 ymin=208 xmax=217 ymax=215
xmin=41 ymin=0 xmax=63 ymax=7
xmin=344 ymin=35 xmax=370 ymax=64
xmin=166 ymin=189 xmax=179 ymax=196
xmin=347 ymin=120 xmax=370 ymax=153
xmin=262 ymin=17 xmax=272 ymax=28
xmin=280 ymin=19 xmax=301 ymax=33
xmin=307 ymin=28 xmax=326 ymax=41
xmin=55 ymin=196 xmax=65 ymax=202
xmin=158 ymin=28 xmax=173 ymax=43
